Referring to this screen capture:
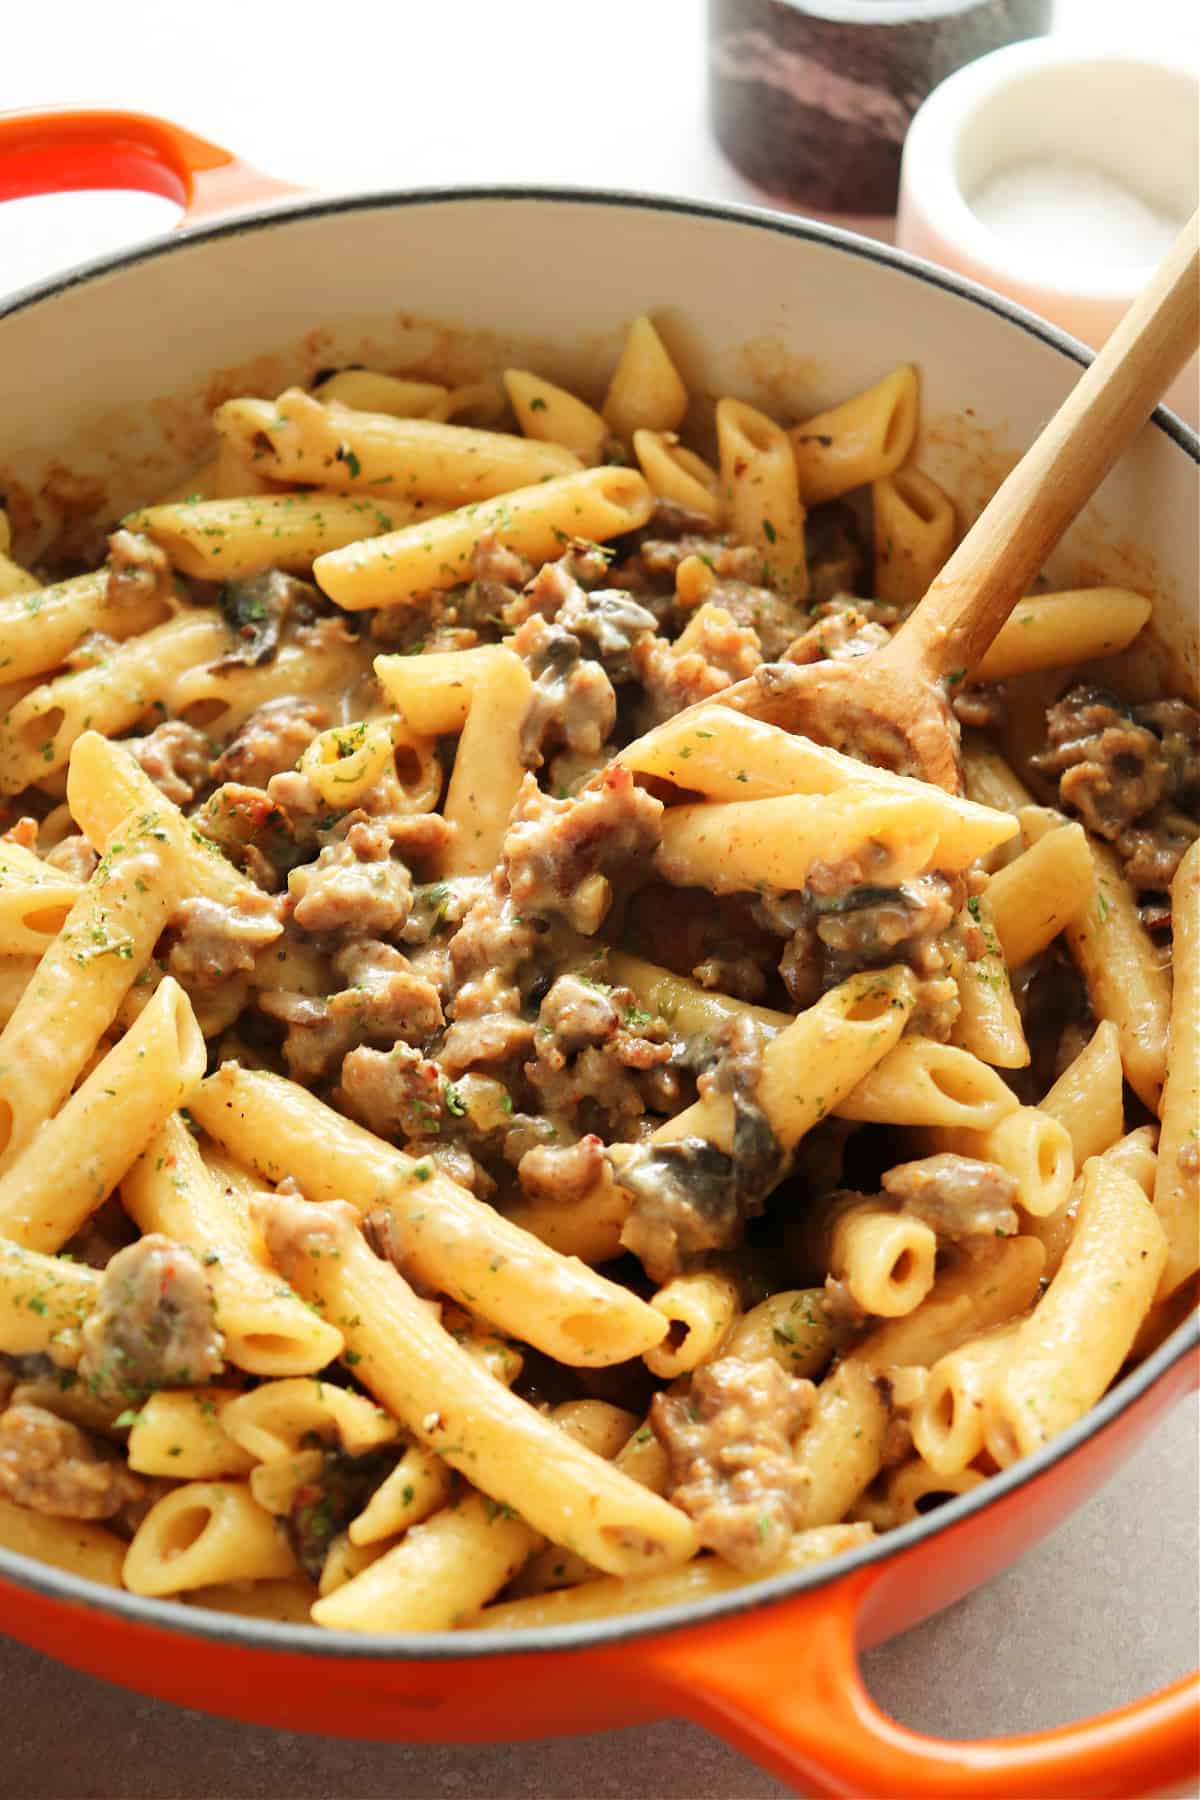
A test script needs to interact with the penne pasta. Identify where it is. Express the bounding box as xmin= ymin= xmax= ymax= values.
xmin=125 ymin=493 xmax=418 ymax=581
xmin=503 ymin=370 xmax=609 ymax=464
xmin=973 ymin=589 xmax=1153 ymax=683
xmin=790 ymin=366 xmax=918 ymax=505
xmin=1021 ymin=806 xmax=1170 ymax=1111
xmin=257 ymin=1189 xmax=697 ymax=1581
xmin=872 ymin=467 xmax=956 ymax=609
xmin=314 ymin=465 xmax=653 ymax=609
xmin=633 ymin=430 xmax=722 ymax=525
xmin=0 ymin=568 xmax=169 ymax=686
xmin=602 ymin=315 xmax=688 ymax=442
xmin=1154 ymin=838 xmax=1199 ymax=1298
xmin=716 ymin=397 xmax=807 ymax=593
xmin=985 ymin=820 xmax=1092 ymax=969
xmin=215 ymin=387 xmax=580 ymax=503
xmin=189 ymin=1063 xmax=668 ymax=1367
